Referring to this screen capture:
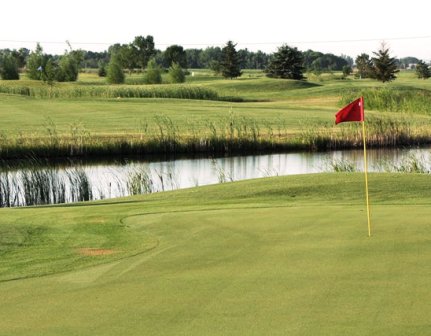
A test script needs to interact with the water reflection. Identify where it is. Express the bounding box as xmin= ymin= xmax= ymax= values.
xmin=1 ymin=147 xmax=430 ymax=207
